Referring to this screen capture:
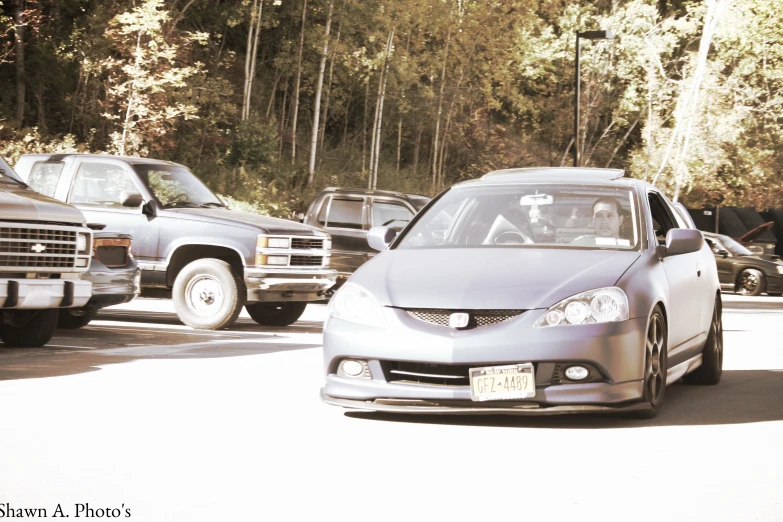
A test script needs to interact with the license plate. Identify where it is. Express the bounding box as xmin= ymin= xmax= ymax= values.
xmin=469 ymin=363 xmax=535 ymax=401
